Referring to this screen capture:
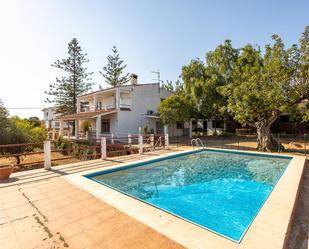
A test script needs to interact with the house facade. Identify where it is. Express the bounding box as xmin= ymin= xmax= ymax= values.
xmin=59 ymin=77 xmax=183 ymax=139
xmin=42 ymin=107 xmax=61 ymax=130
